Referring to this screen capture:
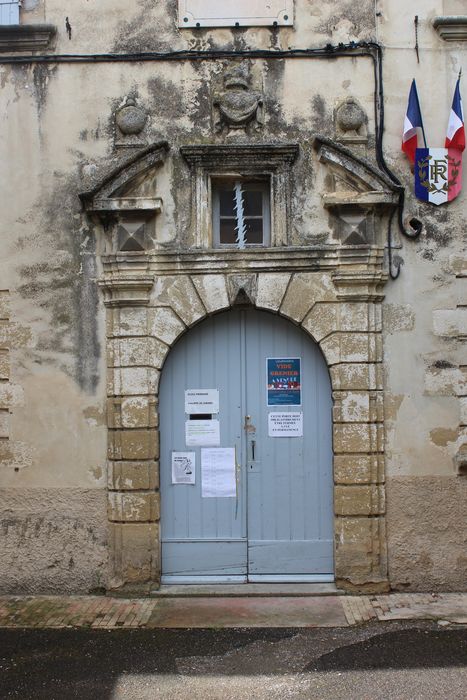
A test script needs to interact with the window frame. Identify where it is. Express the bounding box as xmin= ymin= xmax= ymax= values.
xmin=180 ymin=144 xmax=299 ymax=249
xmin=212 ymin=178 xmax=271 ymax=249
